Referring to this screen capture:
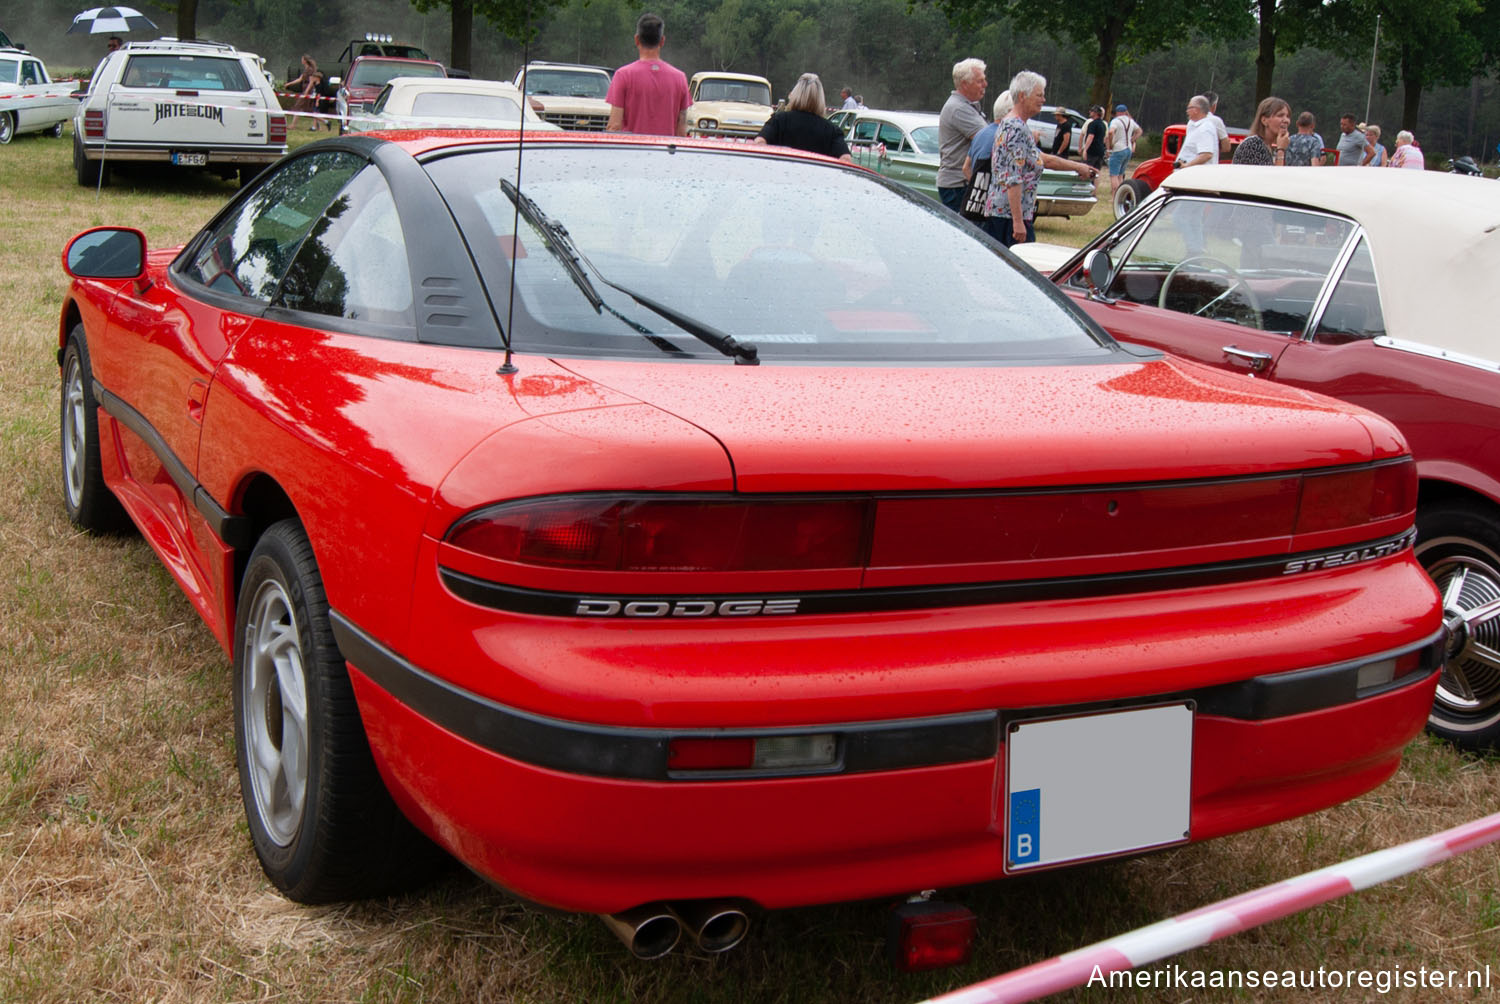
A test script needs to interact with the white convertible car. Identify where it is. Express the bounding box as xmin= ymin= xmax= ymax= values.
xmin=347 ymin=77 xmax=559 ymax=133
